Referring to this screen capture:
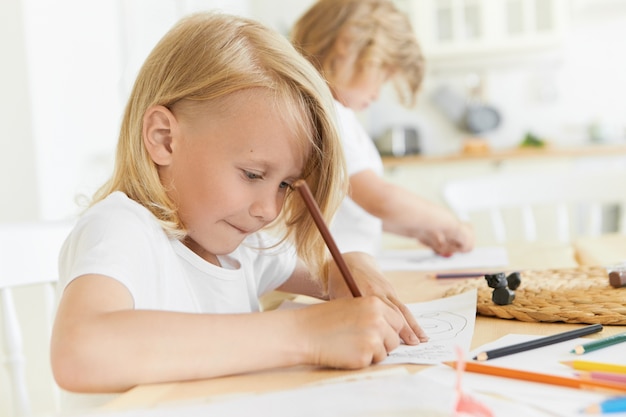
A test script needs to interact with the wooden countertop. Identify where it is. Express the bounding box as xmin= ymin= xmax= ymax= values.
xmin=382 ymin=143 xmax=626 ymax=167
